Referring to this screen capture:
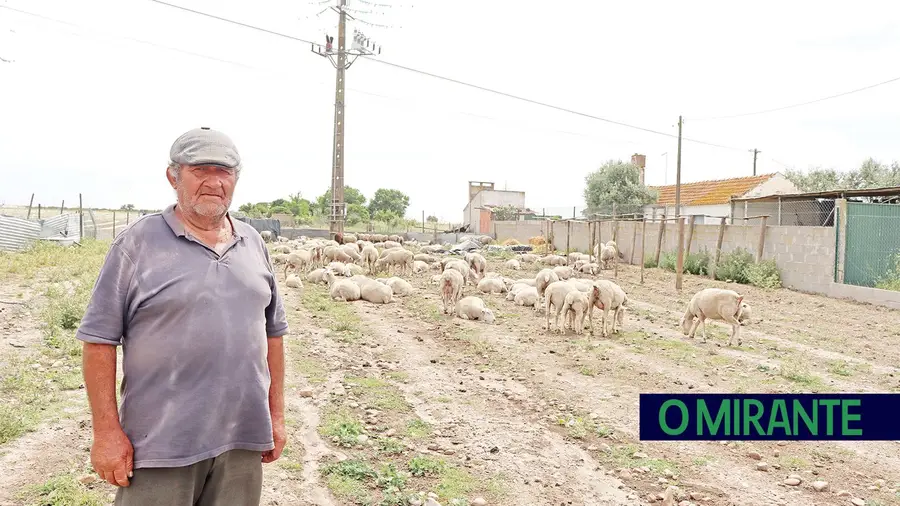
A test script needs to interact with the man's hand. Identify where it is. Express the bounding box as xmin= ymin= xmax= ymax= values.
xmin=91 ymin=428 xmax=134 ymax=487
xmin=262 ymin=419 xmax=287 ymax=463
